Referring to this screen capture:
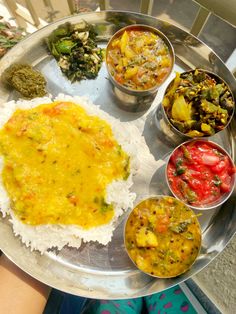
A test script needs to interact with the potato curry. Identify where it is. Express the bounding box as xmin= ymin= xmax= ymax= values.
xmin=106 ymin=27 xmax=172 ymax=91
xmin=0 ymin=101 xmax=130 ymax=228
xmin=125 ymin=196 xmax=201 ymax=278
